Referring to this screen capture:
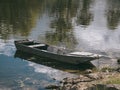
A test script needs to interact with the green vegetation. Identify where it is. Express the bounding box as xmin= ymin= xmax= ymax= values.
xmin=106 ymin=75 xmax=120 ymax=84
xmin=100 ymin=67 xmax=115 ymax=72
